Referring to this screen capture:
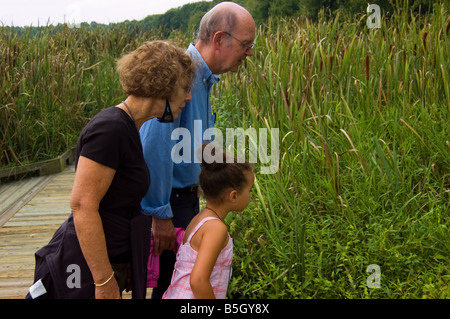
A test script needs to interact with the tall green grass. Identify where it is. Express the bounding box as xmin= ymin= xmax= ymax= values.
xmin=1 ymin=3 xmax=448 ymax=298
xmin=216 ymin=3 xmax=449 ymax=298
xmin=0 ymin=24 xmax=187 ymax=167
